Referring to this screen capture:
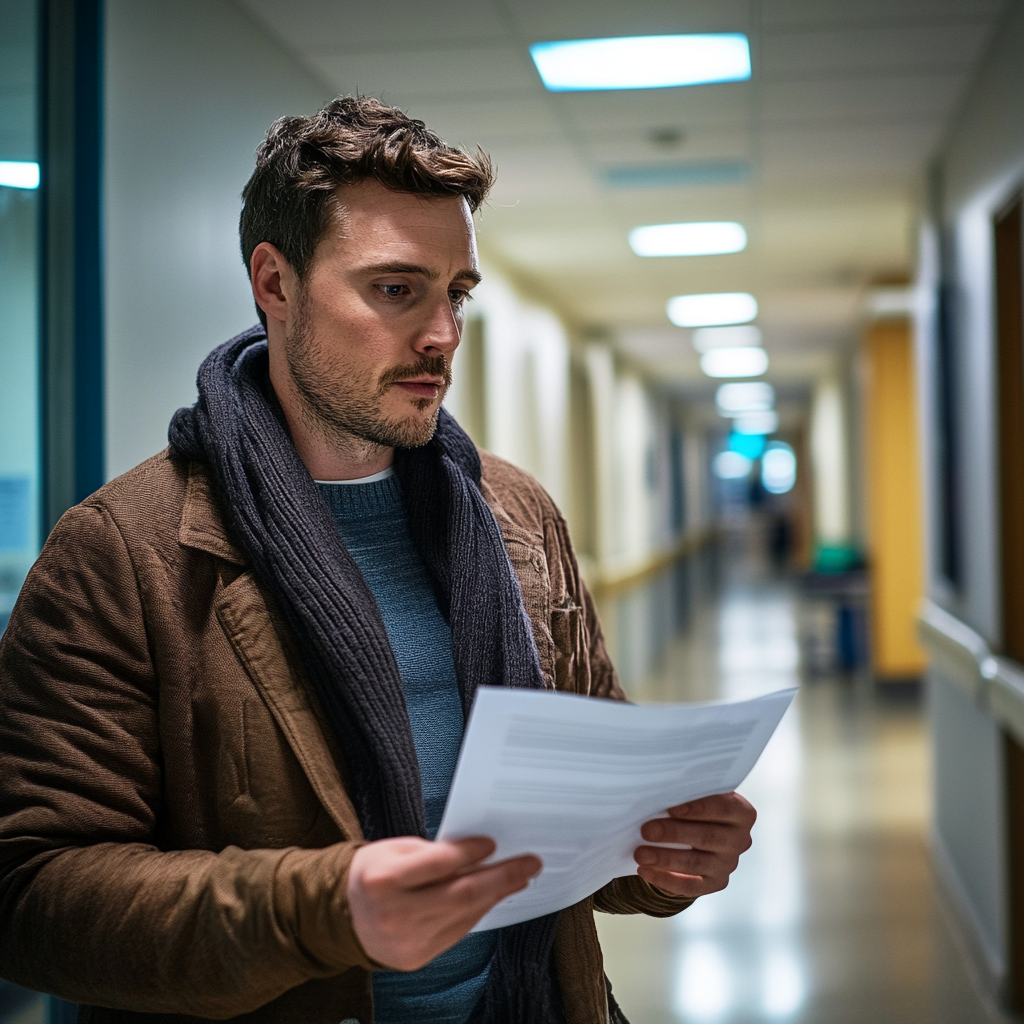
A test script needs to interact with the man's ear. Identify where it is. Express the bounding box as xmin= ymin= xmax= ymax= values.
xmin=251 ymin=243 xmax=297 ymax=324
